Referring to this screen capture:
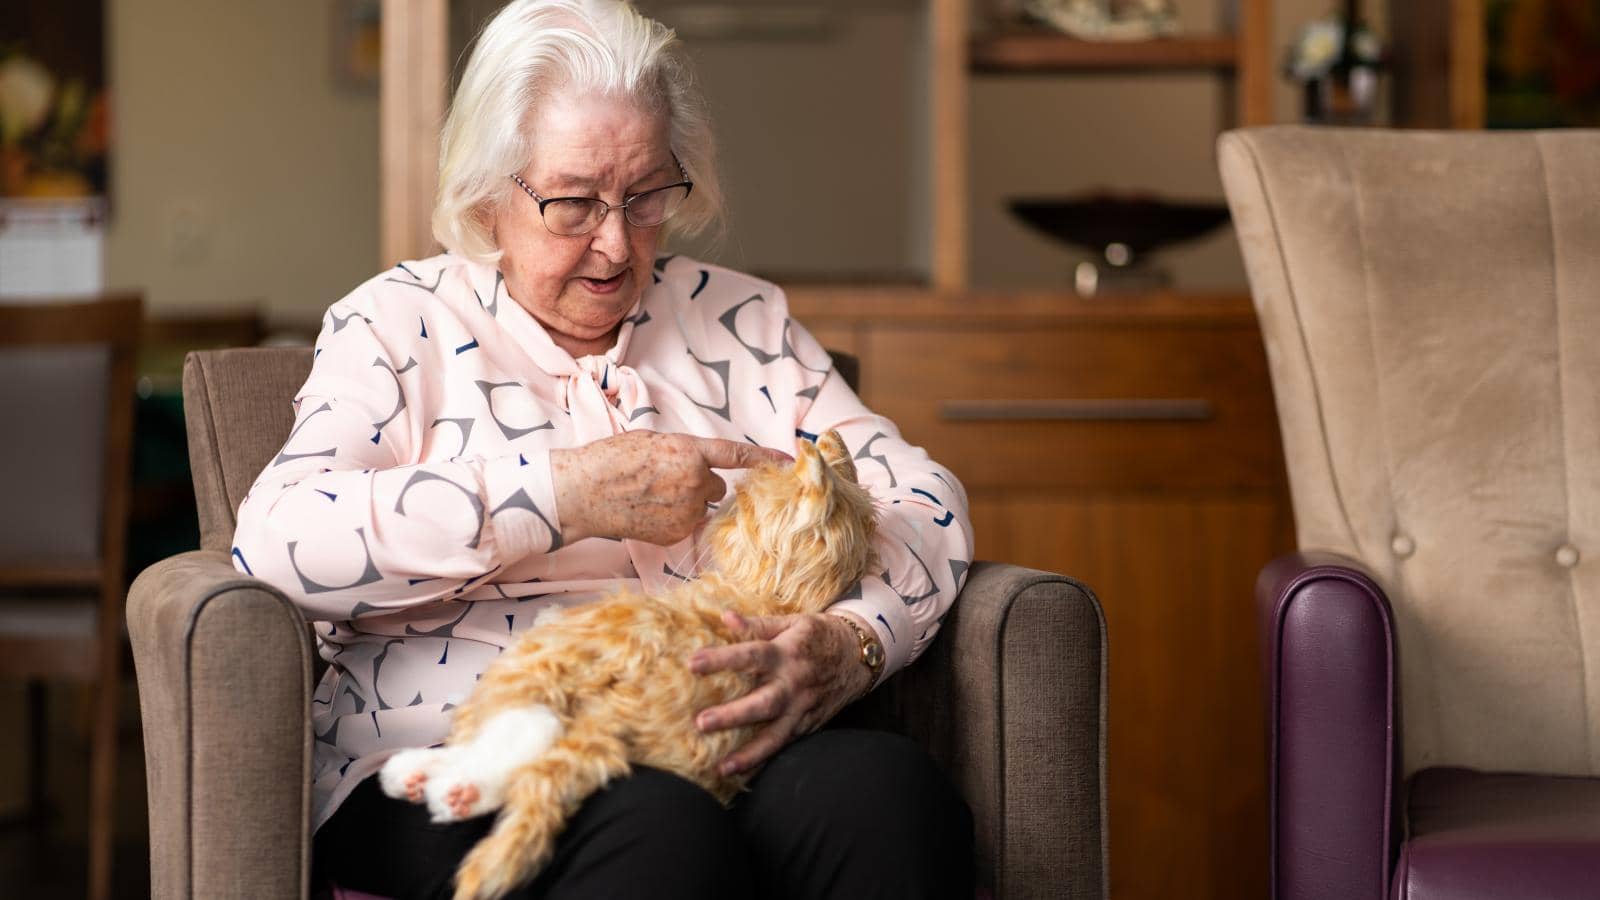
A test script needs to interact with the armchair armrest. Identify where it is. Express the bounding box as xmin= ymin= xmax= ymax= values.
xmin=128 ymin=550 xmax=315 ymax=900
xmin=852 ymin=561 xmax=1107 ymax=900
xmin=1255 ymin=552 xmax=1397 ymax=900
